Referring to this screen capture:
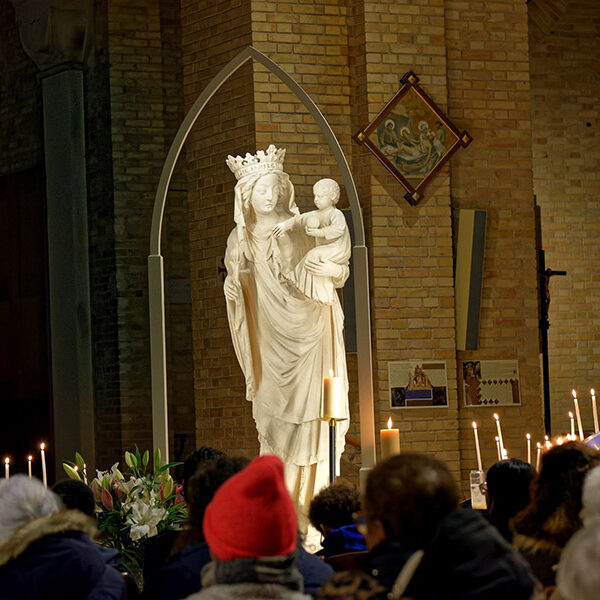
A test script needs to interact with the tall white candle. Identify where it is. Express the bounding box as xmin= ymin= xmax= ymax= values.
xmin=472 ymin=421 xmax=483 ymax=472
xmin=569 ymin=411 xmax=575 ymax=439
xmin=83 ymin=463 xmax=88 ymax=485
xmin=495 ymin=436 xmax=501 ymax=461
xmin=40 ymin=443 xmax=47 ymax=488
xmin=592 ymin=389 xmax=599 ymax=434
xmin=526 ymin=433 xmax=531 ymax=464
xmin=536 ymin=442 xmax=542 ymax=471
xmin=4 ymin=458 xmax=9 ymax=480
xmin=27 ymin=456 xmax=32 ymax=479
xmin=572 ymin=389 xmax=584 ymax=439
xmin=493 ymin=413 xmax=505 ymax=456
